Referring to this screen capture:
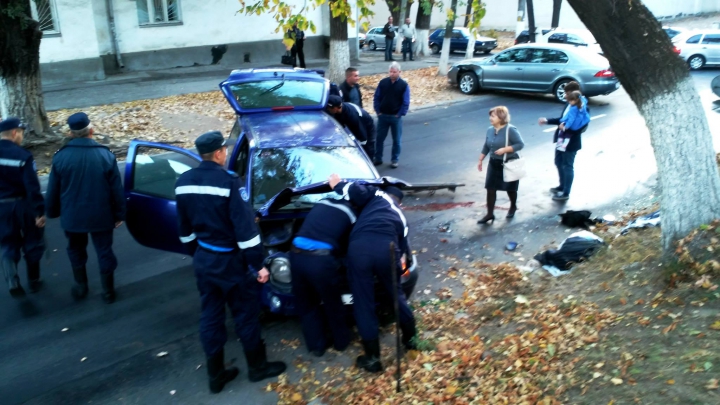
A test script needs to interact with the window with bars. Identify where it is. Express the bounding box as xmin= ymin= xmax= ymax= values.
xmin=30 ymin=0 xmax=60 ymax=35
xmin=137 ymin=0 xmax=181 ymax=25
